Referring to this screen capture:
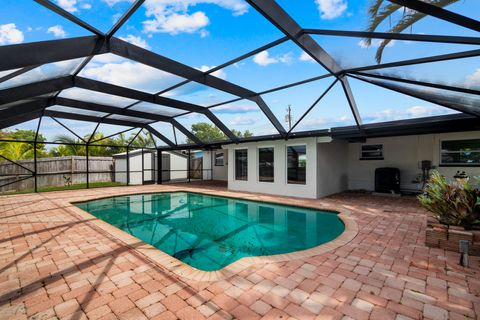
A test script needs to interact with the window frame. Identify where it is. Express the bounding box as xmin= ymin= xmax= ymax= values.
xmin=439 ymin=138 xmax=480 ymax=167
xmin=214 ymin=151 xmax=224 ymax=166
xmin=234 ymin=148 xmax=248 ymax=181
xmin=360 ymin=144 xmax=384 ymax=160
xmin=258 ymin=146 xmax=275 ymax=183
xmin=286 ymin=144 xmax=307 ymax=185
